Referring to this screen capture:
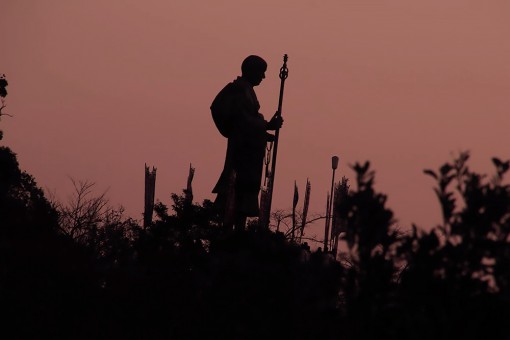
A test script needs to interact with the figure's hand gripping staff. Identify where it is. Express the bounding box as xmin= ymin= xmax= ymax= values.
xmin=264 ymin=54 xmax=289 ymax=228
